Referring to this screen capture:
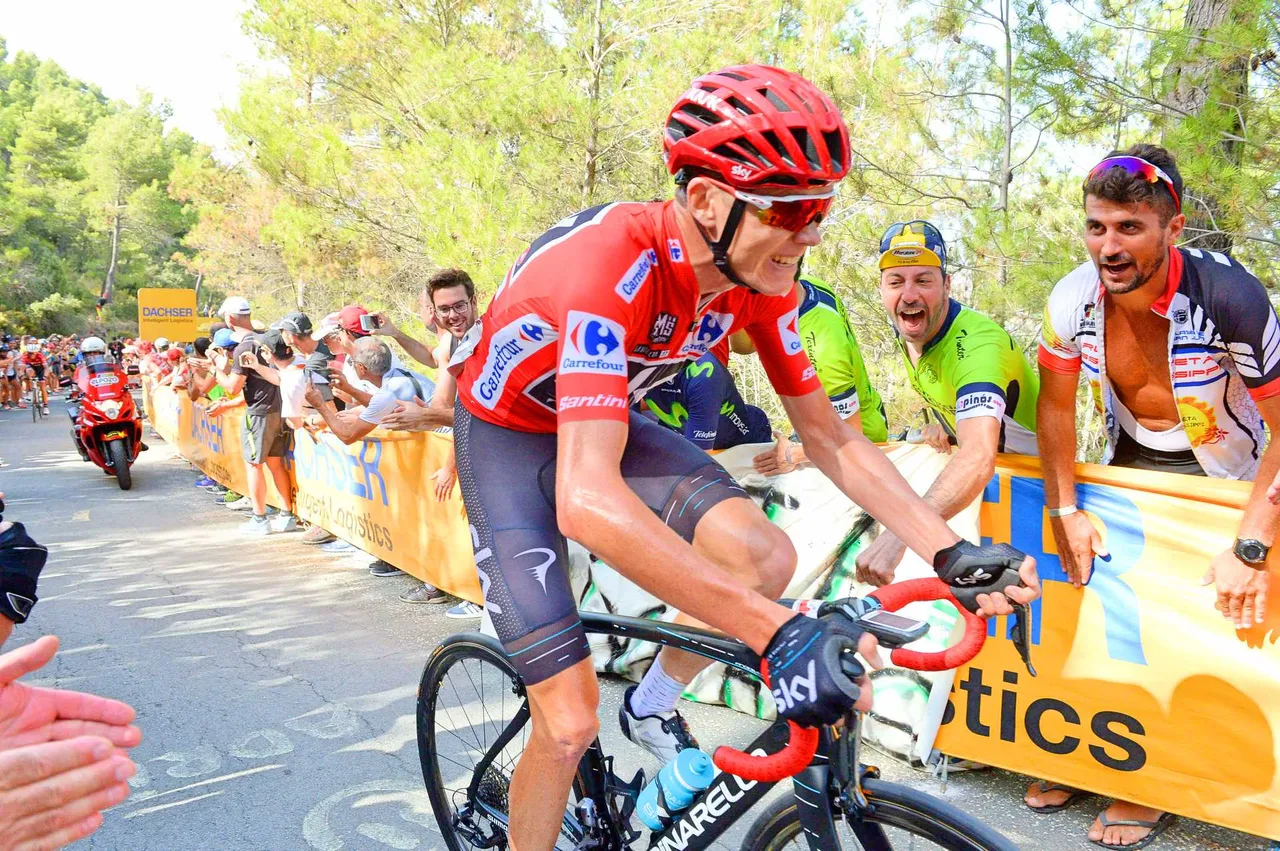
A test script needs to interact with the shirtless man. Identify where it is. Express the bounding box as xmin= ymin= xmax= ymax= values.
xmin=1035 ymin=144 xmax=1280 ymax=847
